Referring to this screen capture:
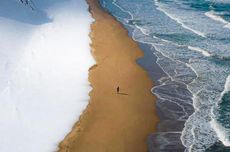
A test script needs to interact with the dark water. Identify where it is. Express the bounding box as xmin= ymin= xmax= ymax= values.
xmin=99 ymin=0 xmax=230 ymax=151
